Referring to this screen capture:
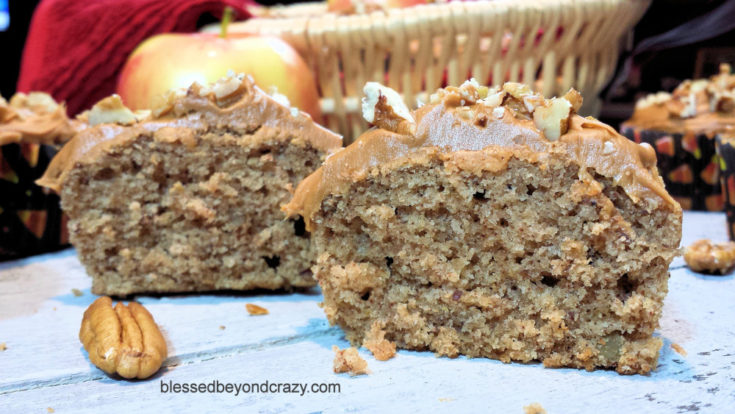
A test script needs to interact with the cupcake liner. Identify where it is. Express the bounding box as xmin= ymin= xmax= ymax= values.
xmin=0 ymin=142 xmax=69 ymax=260
xmin=621 ymin=125 xmax=723 ymax=211
xmin=716 ymin=135 xmax=735 ymax=241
